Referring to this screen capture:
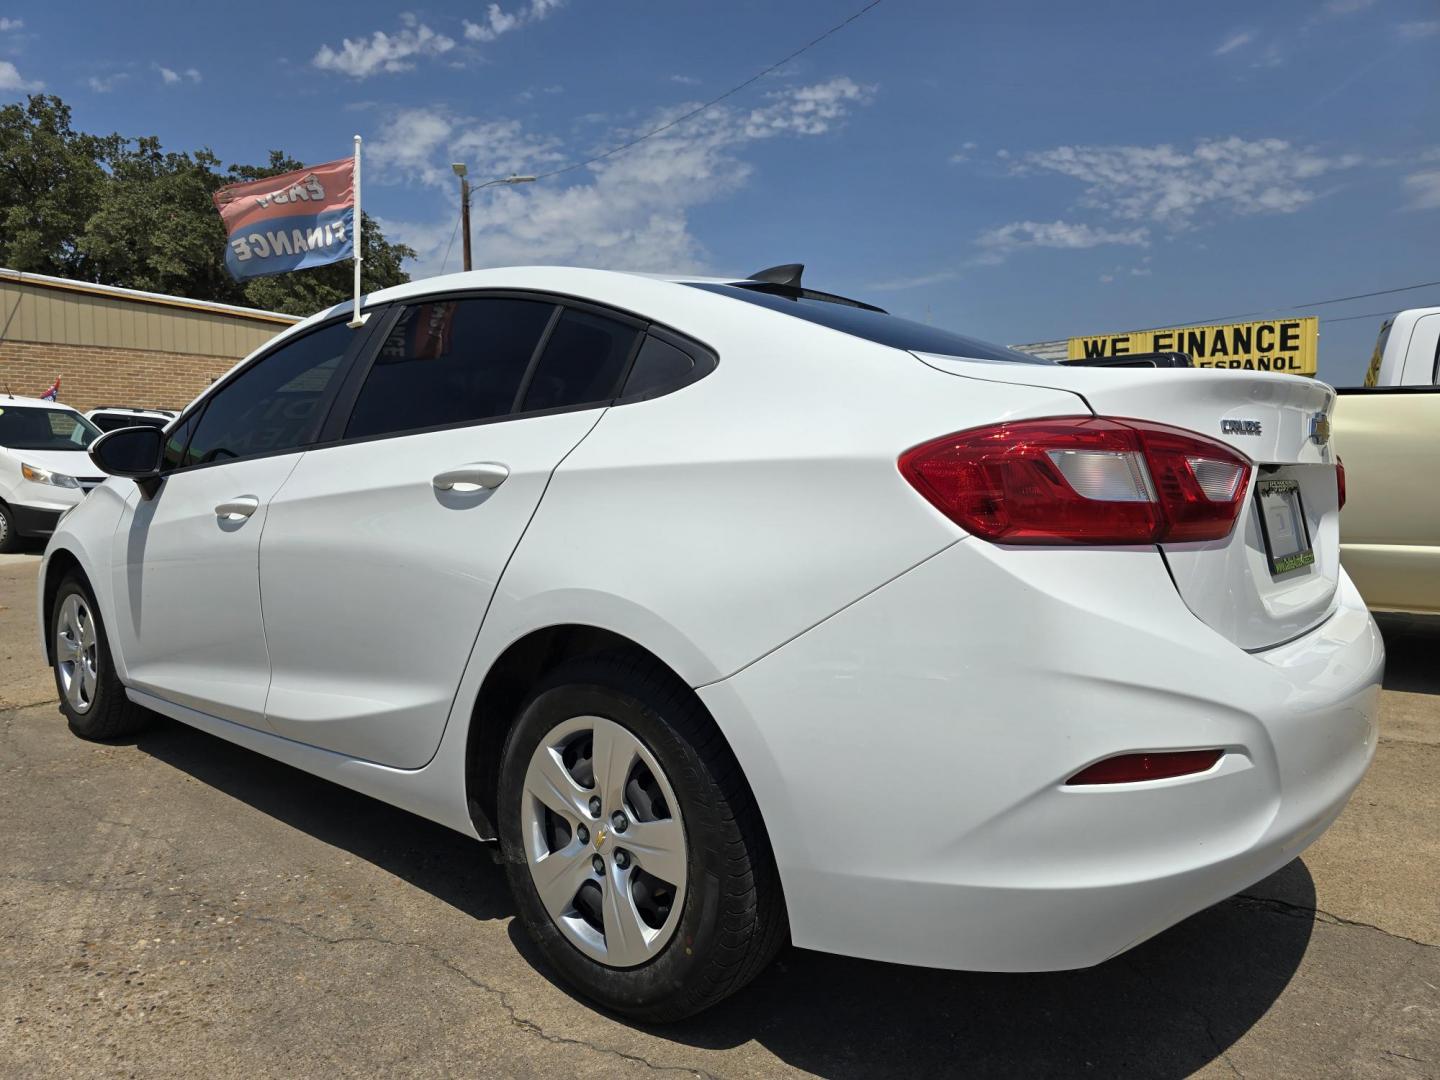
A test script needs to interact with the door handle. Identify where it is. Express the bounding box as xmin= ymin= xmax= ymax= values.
xmin=214 ymin=496 xmax=259 ymax=521
xmin=432 ymin=463 xmax=509 ymax=492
